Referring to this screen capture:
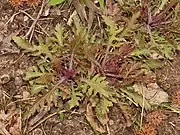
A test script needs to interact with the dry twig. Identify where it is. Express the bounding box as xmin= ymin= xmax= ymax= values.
xmin=25 ymin=0 xmax=47 ymax=40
